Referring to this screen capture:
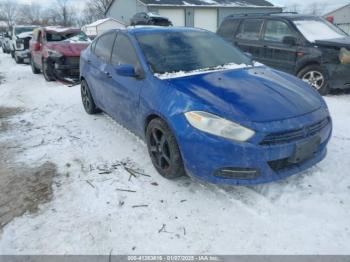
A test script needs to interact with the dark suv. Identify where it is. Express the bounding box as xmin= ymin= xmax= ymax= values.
xmin=217 ymin=12 xmax=350 ymax=95
xmin=130 ymin=12 xmax=172 ymax=26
